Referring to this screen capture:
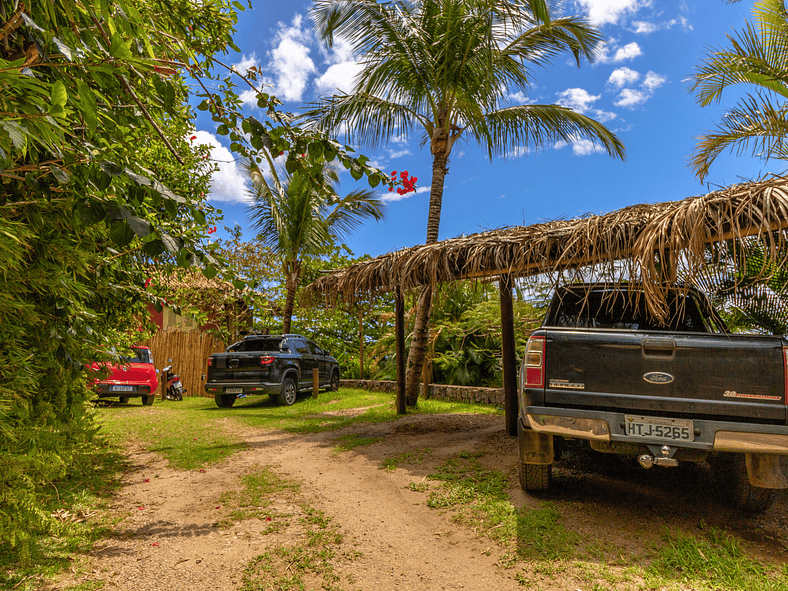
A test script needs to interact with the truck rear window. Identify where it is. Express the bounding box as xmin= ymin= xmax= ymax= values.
xmin=545 ymin=288 xmax=717 ymax=332
xmin=227 ymin=338 xmax=283 ymax=352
